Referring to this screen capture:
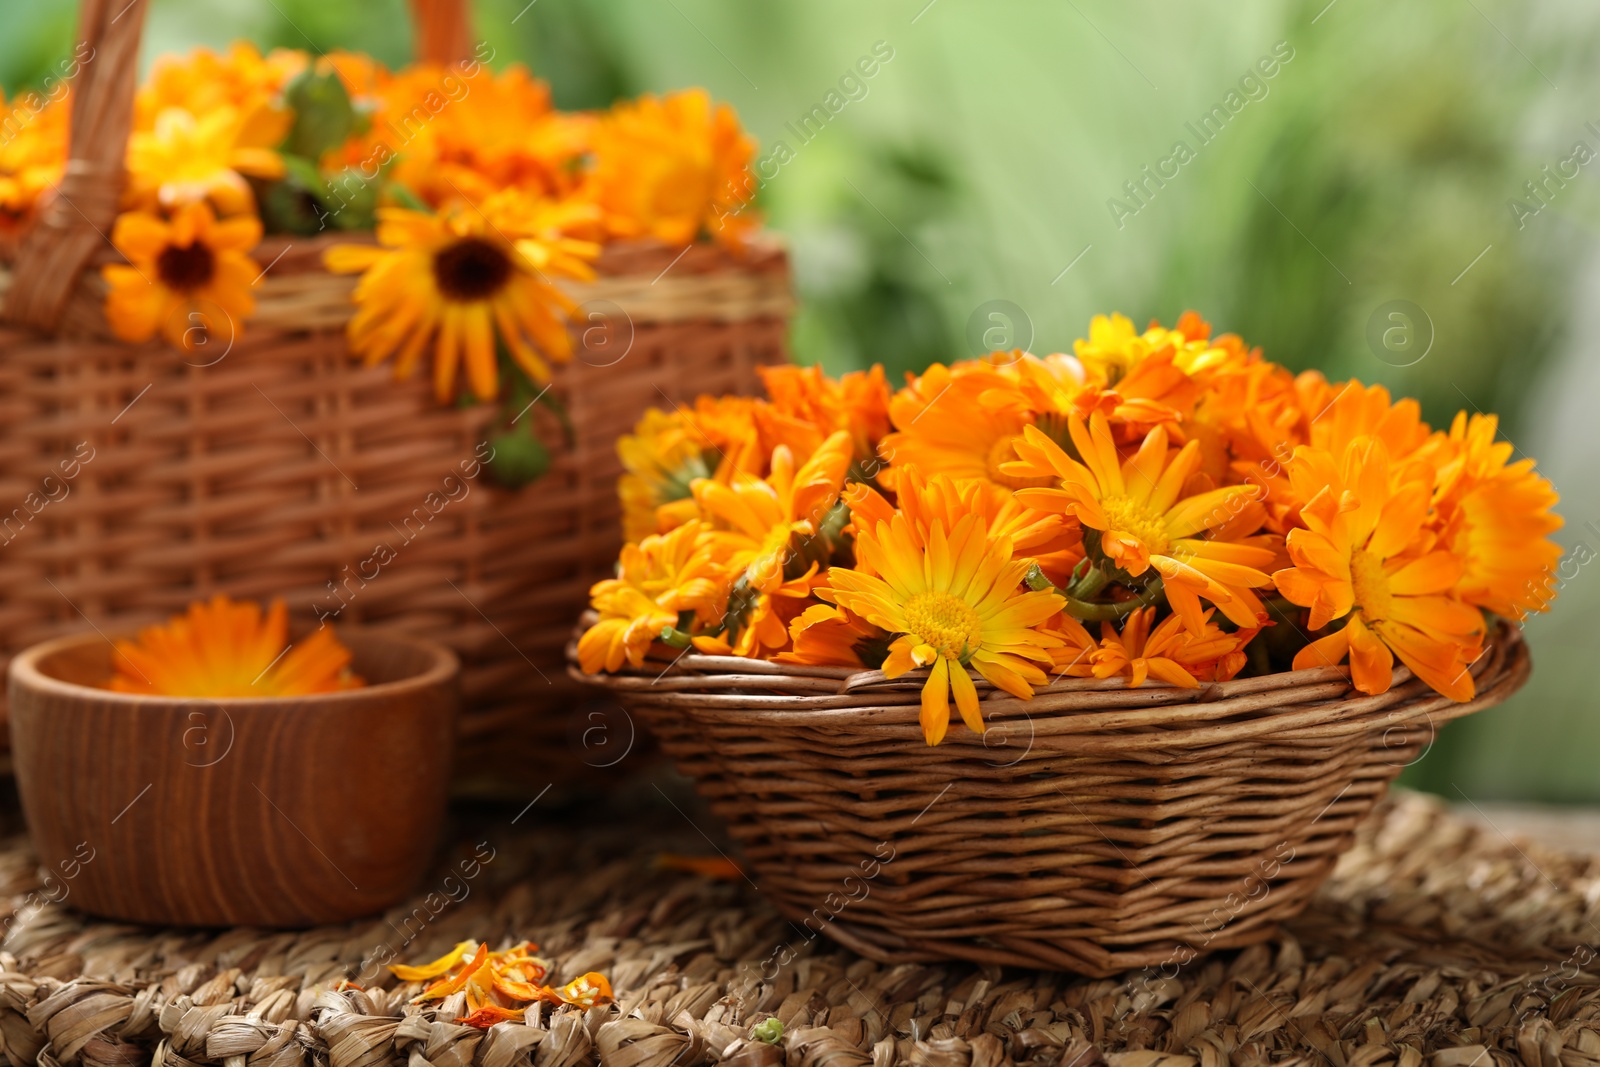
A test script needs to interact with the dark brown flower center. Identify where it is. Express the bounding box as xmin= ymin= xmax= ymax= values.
xmin=156 ymin=242 xmax=215 ymax=292
xmin=433 ymin=237 xmax=513 ymax=302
